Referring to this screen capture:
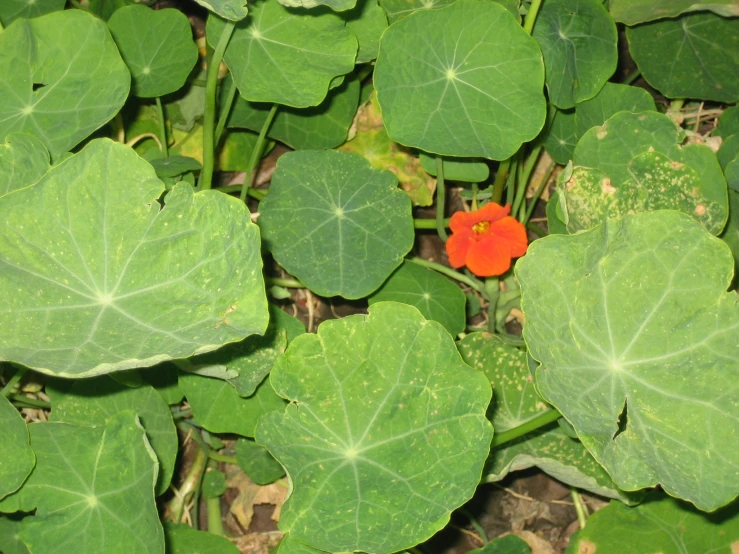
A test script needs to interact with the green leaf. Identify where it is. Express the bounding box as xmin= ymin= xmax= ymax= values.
xmin=715 ymin=106 xmax=739 ymax=138
xmin=374 ymin=0 xmax=546 ymax=160
xmin=419 ymin=153 xmax=490 ymax=183
xmin=378 ymin=0 xmax=454 ymax=23
xmin=0 ymin=133 xmax=50 ymax=198
xmin=180 ymin=373 xmax=286 ymax=437
xmin=0 ymin=10 xmax=130 ymax=160
xmin=2 ymin=412 xmax=164 ymax=554
xmin=369 ymin=261 xmax=466 ymax=337
xmin=277 ymin=0 xmax=356 ymax=12
xmin=259 ymin=150 xmax=414 ymax=299
xmin=202 ymin=469 xmax=227 ymax=498
xmin=540 ymin=107 xmax=577 ymax=165
xmin=275 ymin=534 xmax=328 ymax=554
xmin=574 ymin=82 xmax=657 ymax=137
xmin=167 ymin=76 xmax=207 ymax=132
xmin=192 ymin=0 xmax=248 ymax=21
xmin=149 ymin=156 xmax=202 ymax=179
xmin=567 ymin=492 xmax=739 ymax=554
xmin=0 ymin=139 xmax=269 ymax=378
xmin=0 ymin=0 xmax=65 ymax=26
xmin=270 ymin=303 xmax=307 ymax=343
xmin=0 ymin=516 xmax=29 ymax=554
xmin=458 ymin=333 xmax=640 ymax=503
xmin=626 ymin=12 xmax=739 ymax=103
xmin=0 ymin=397 xmax=35 ymax=501
xmin=343 ymin=0 xmax=388 ymax=63
xmin=236 ymin=438 xmax=286 ymax=485
xmin=721 ymin=190 xmax=739 ymax=271
xmin=208 ymin=4 xmax=357 ymax=108
xmin=610 ymin=0 xmax=739 ymax=25
xmin=564 ymin=111 xmax=728 ymax=235
xmin=532 ymin=0 xmax=617 ymax=109
xmin=47 ymin=376 xmax=178 ymax=496
xmin=165 ymin=523 xmax=241 ymax=554
xmin=228 ymin=74 xmax=360 ymax=150
xmin=516 ymin=210 xmax=739 ymax=511
xmin=140 ymin=363 xmax=184 ymax=405
xmin=469 ymin=534 xmax=530 ymax=554
xmin=88 ymin=0 xmax=136 ymax=20
xmin=545 ymin=191 xmax=568 ymax=235
xmin=107 ymin=5 xmax=199 ymax=98
xmin=257 ymin=302 xmax=493 ymax=553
